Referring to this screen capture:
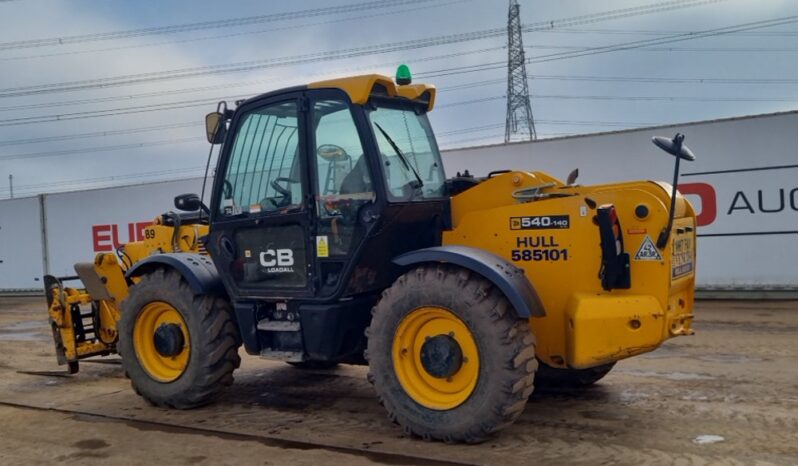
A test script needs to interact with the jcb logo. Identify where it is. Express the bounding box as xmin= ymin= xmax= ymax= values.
xmin=259 ymin=249 xmax=294 ymax=267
